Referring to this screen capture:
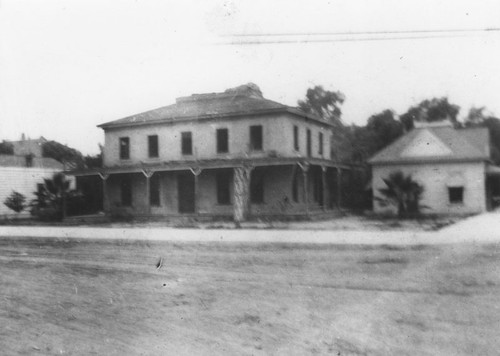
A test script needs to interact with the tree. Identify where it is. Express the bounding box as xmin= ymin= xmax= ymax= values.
xmin=298 ymin=85 xmax=345 ymax=127
xmin=376 ymin=171 xmax=425 ymax=217
xmin=0 ymin=140 xmax=14 ymax=155
xmin=366 ymin=110 xmax=404 ymax=151
xmin=30 ymin=173 xmax=75 ymax=221
xmin=4 ymin=191 xmax=26 ymax=213
xmin=400 ymin=97 xmax=460 ymax=130
xmin=42 ymin=141 xmax=85 ymax=168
